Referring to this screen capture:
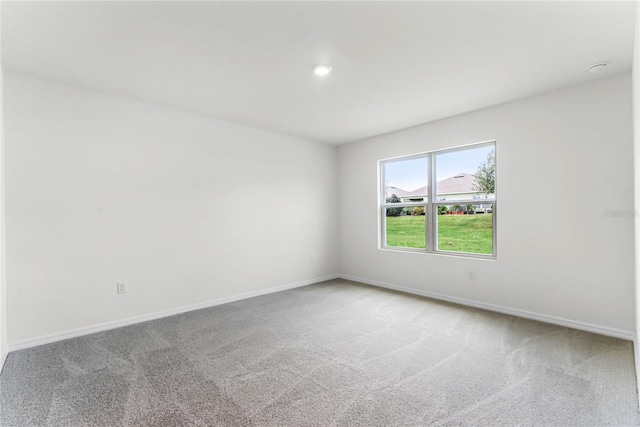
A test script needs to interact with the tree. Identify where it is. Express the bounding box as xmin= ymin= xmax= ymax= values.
xmin=385 ymin=194 xmax=403 ymax=217
xmin=473 ymin=149 xmax=495 ymax=195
